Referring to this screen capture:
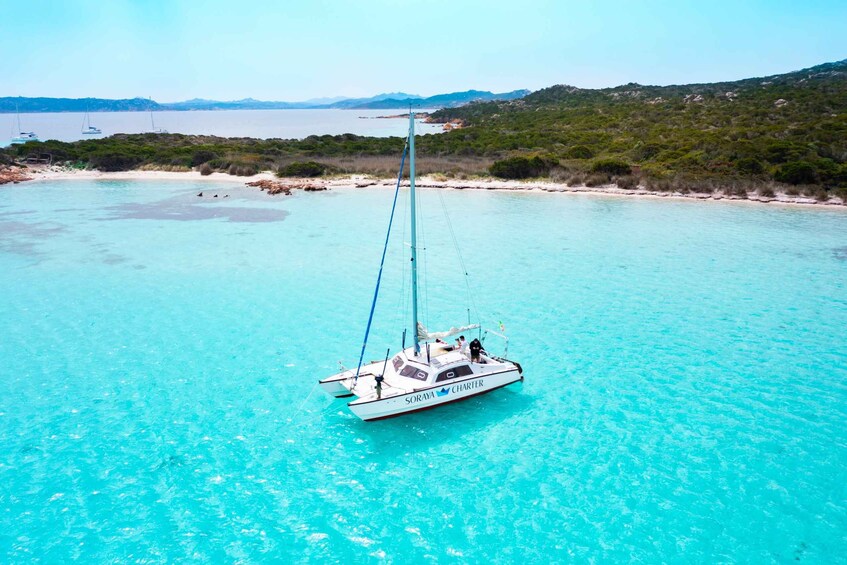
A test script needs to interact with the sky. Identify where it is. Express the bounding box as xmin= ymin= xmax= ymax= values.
xmin=1 ymin=0 xmax=846 ymax=102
